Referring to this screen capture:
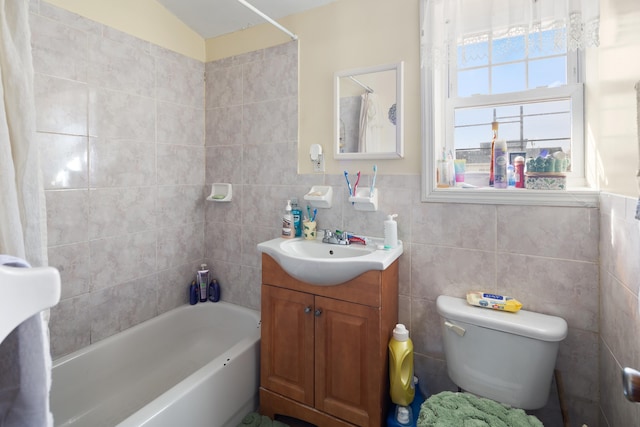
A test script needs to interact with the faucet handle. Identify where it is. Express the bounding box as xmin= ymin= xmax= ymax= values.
xmin=322 ymin=229 xmax=334 ymax=239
